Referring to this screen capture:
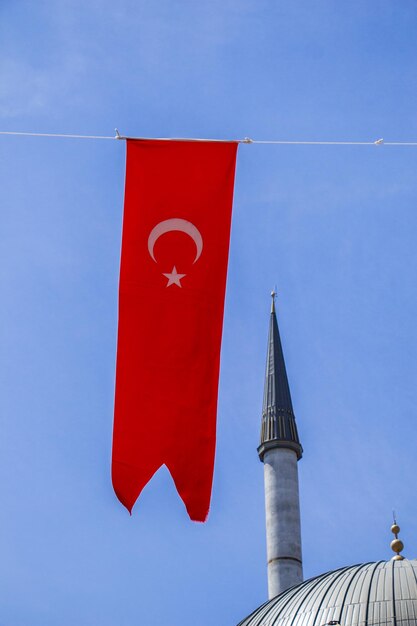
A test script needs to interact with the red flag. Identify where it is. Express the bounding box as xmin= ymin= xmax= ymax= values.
xmin=112 ymin=139 xmax=238 ymax=521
